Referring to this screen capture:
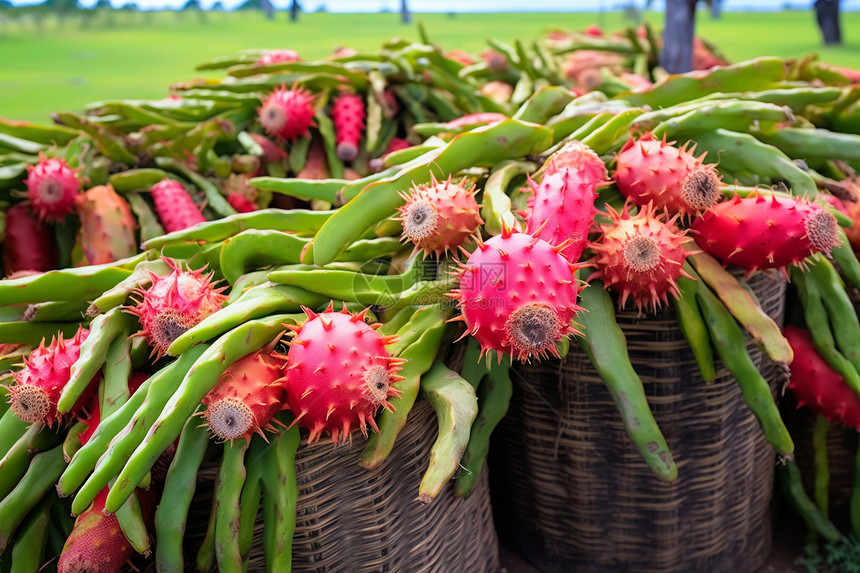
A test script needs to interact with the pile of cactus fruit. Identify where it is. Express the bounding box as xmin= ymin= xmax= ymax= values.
xmin=7 ymin=21 xmax=860 ymax=572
